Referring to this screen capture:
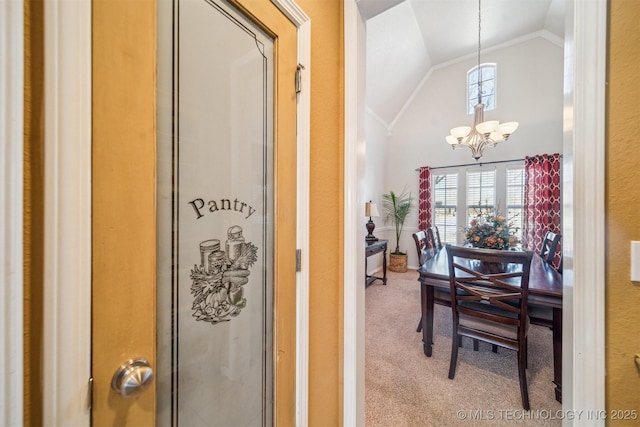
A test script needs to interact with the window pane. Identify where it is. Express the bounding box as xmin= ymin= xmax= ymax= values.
xmin=467 ymin=170 xmax=495 ymax=225
xmin=433 ymin=173 xmax=457 ymax=244
xmin=506 ymin=167 xmax=525 ymax=244
xmin=482 ymin=66 xmax=494 ymax=80
xmin=468 ymin=64 xmax=496 ymax=114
